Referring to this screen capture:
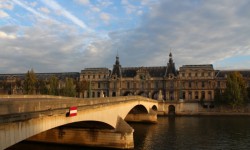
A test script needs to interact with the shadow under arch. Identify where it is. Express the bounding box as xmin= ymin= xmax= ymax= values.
xmin=61 ymin=121 xmax=115 ymax=129
xmin=126 ymin=104 xmax=148 ymax=115
xmin=168 ymin=105 xmax=175 ymax=116
xmin=152 ymin=105 xmax=158 ymax=111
